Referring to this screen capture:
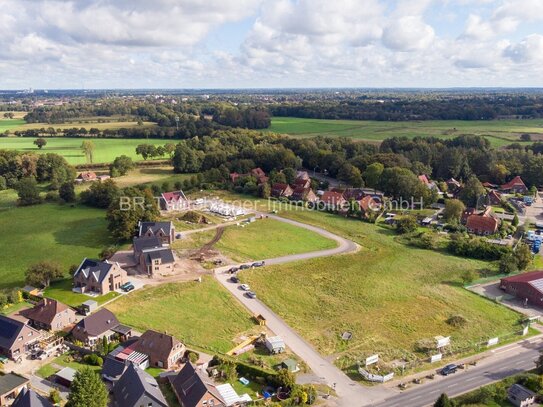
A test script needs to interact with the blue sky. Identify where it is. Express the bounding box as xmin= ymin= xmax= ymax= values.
xmin=0 ymin=0 xmax=542 ymax=89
